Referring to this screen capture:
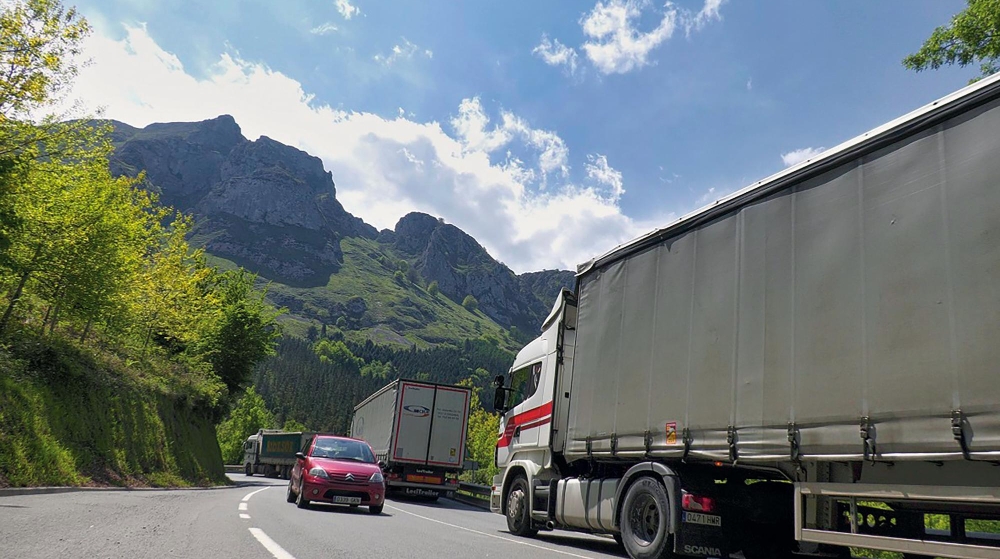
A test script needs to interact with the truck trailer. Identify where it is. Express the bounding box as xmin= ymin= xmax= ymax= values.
xmin=490 ymin=73 xmax=1000 ymax=559
xmin=243 ymin=429 xmax=315 ymax=479
xmin=351 ymin=379 xmax=471 ymax=499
